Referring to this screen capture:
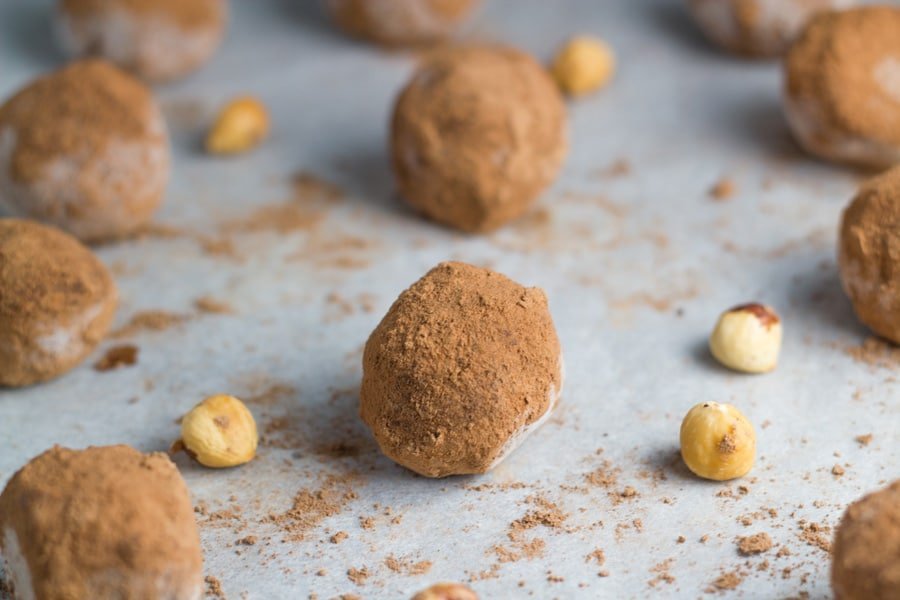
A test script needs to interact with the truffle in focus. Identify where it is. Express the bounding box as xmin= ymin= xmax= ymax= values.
xmin=361 ymin=262 xmax=564 ymax=478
